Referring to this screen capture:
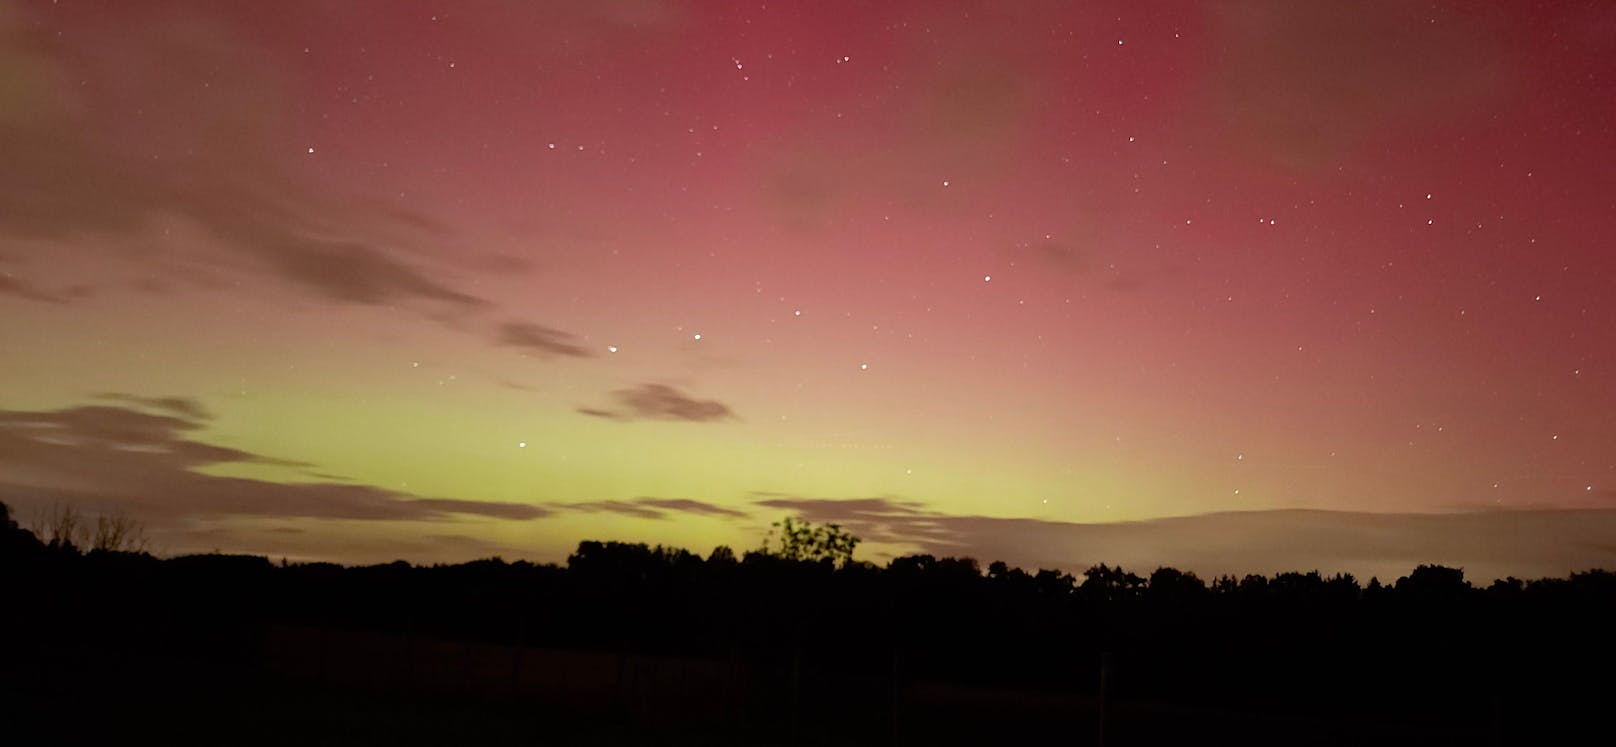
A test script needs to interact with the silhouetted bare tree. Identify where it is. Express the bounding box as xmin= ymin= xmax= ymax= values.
xmin=26 ymin=503 xmax=147 ymax=554
xmin=91 ymin=511 xmax=147 ymax=553
xmin=30 ymin=502 xmax=84 ymax=552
